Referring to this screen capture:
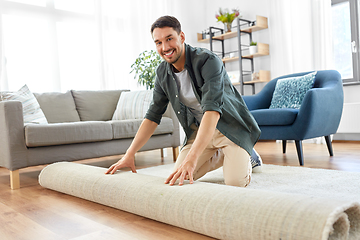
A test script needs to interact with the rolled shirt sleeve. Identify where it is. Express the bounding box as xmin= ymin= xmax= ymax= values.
xmin=144 ymin=75 xmax=169 ymax=125
xmin=200 ymin=55 xmax=225 ymax=116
